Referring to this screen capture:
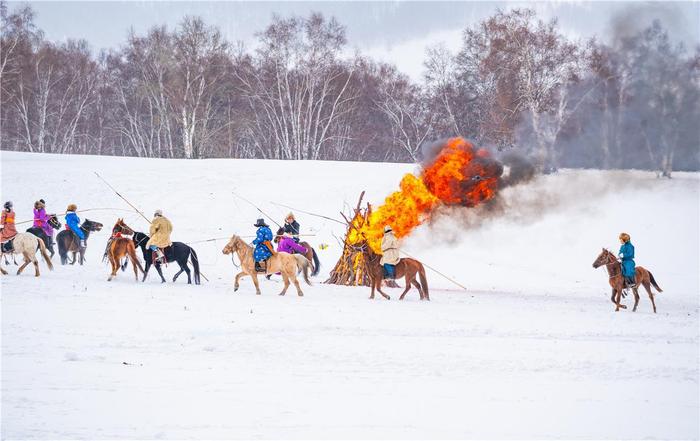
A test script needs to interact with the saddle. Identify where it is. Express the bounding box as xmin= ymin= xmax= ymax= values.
xmin=1 ymin=238 xmax=14 ymax=253
xmin=151 ymin=246 xmax=170 ymax=265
